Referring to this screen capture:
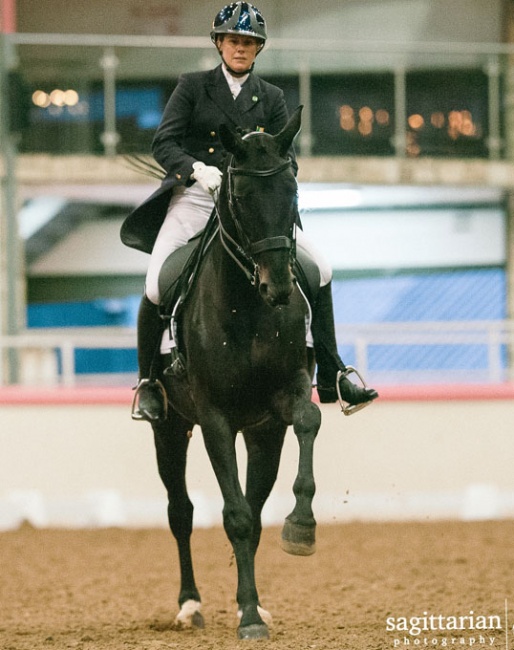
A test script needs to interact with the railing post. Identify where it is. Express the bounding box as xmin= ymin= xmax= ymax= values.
xmin=354 ymin=337 xmax=369 ymax=379
xmin=0 ymin=34 xmax=24 ymax=384
xmin=99 ymin=46 xmax=120 ymax=156
xmin=487 ymin=326 xmax=503 ymax=383
xmin=486 ymin=56 xmax=501 ymax=160
xmin=393 ymin=65 xmax=407 ymax=157
xmin=60 ymin=341 xmax=76 ymax=387
xmin=298 ymin=58 xmax=312 ymax=157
